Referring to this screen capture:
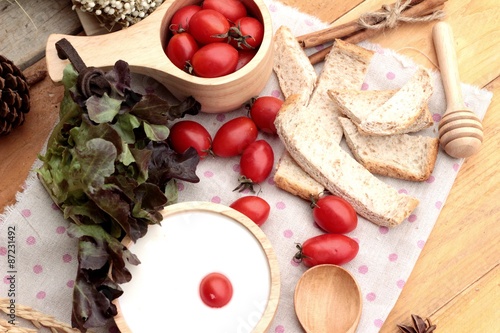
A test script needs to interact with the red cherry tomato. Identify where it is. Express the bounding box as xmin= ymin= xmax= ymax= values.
xmin=236 ymin=49 xmax=257 ymax=70
xmin=294 ymin=234 xmax=359 ymax=267
xmin=188 ymin=9 xmax=230 ymax=45
xmin=199 ymin=272 xmax=233 ymax=308
xmin=169 ymin=4 xmax=201 ymax=34
xmin=166 ymin=32 xmax=199 ymax=70
xmin=168 ymin=120 xmax=212 ymax=158
xmin=239 ymin=140 xmax=274 ymax=183
xmin=230 ymin=196 xmax=270 ymax=226
xmin=202 ymin=0 xmax=247 ymax=22
xmin=230 ymin=16 xmax=264 ymax=50
xmin=191 ymin=43 xmax=238 ymax=78
xmin=212 ymin=117 xmax=258 ymax=157
xmin=249 ymin=96 xmax=283 ymax=134
xmin=312 ymin=195 xmax=358 ymax=234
